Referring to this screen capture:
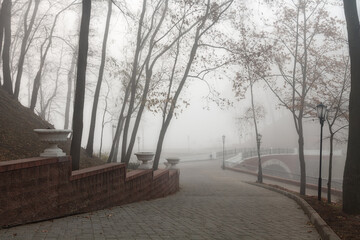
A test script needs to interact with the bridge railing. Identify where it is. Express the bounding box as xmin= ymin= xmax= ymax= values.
xmin=236 ymin=162 xmax=343 ymax=191
xmin=248 ymin=147 xmax=297 ymax=158
xmin=221 ymin=148 xmax=296 ymax=162
xmin=217 ymin=148 xmax=297 ymax=162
